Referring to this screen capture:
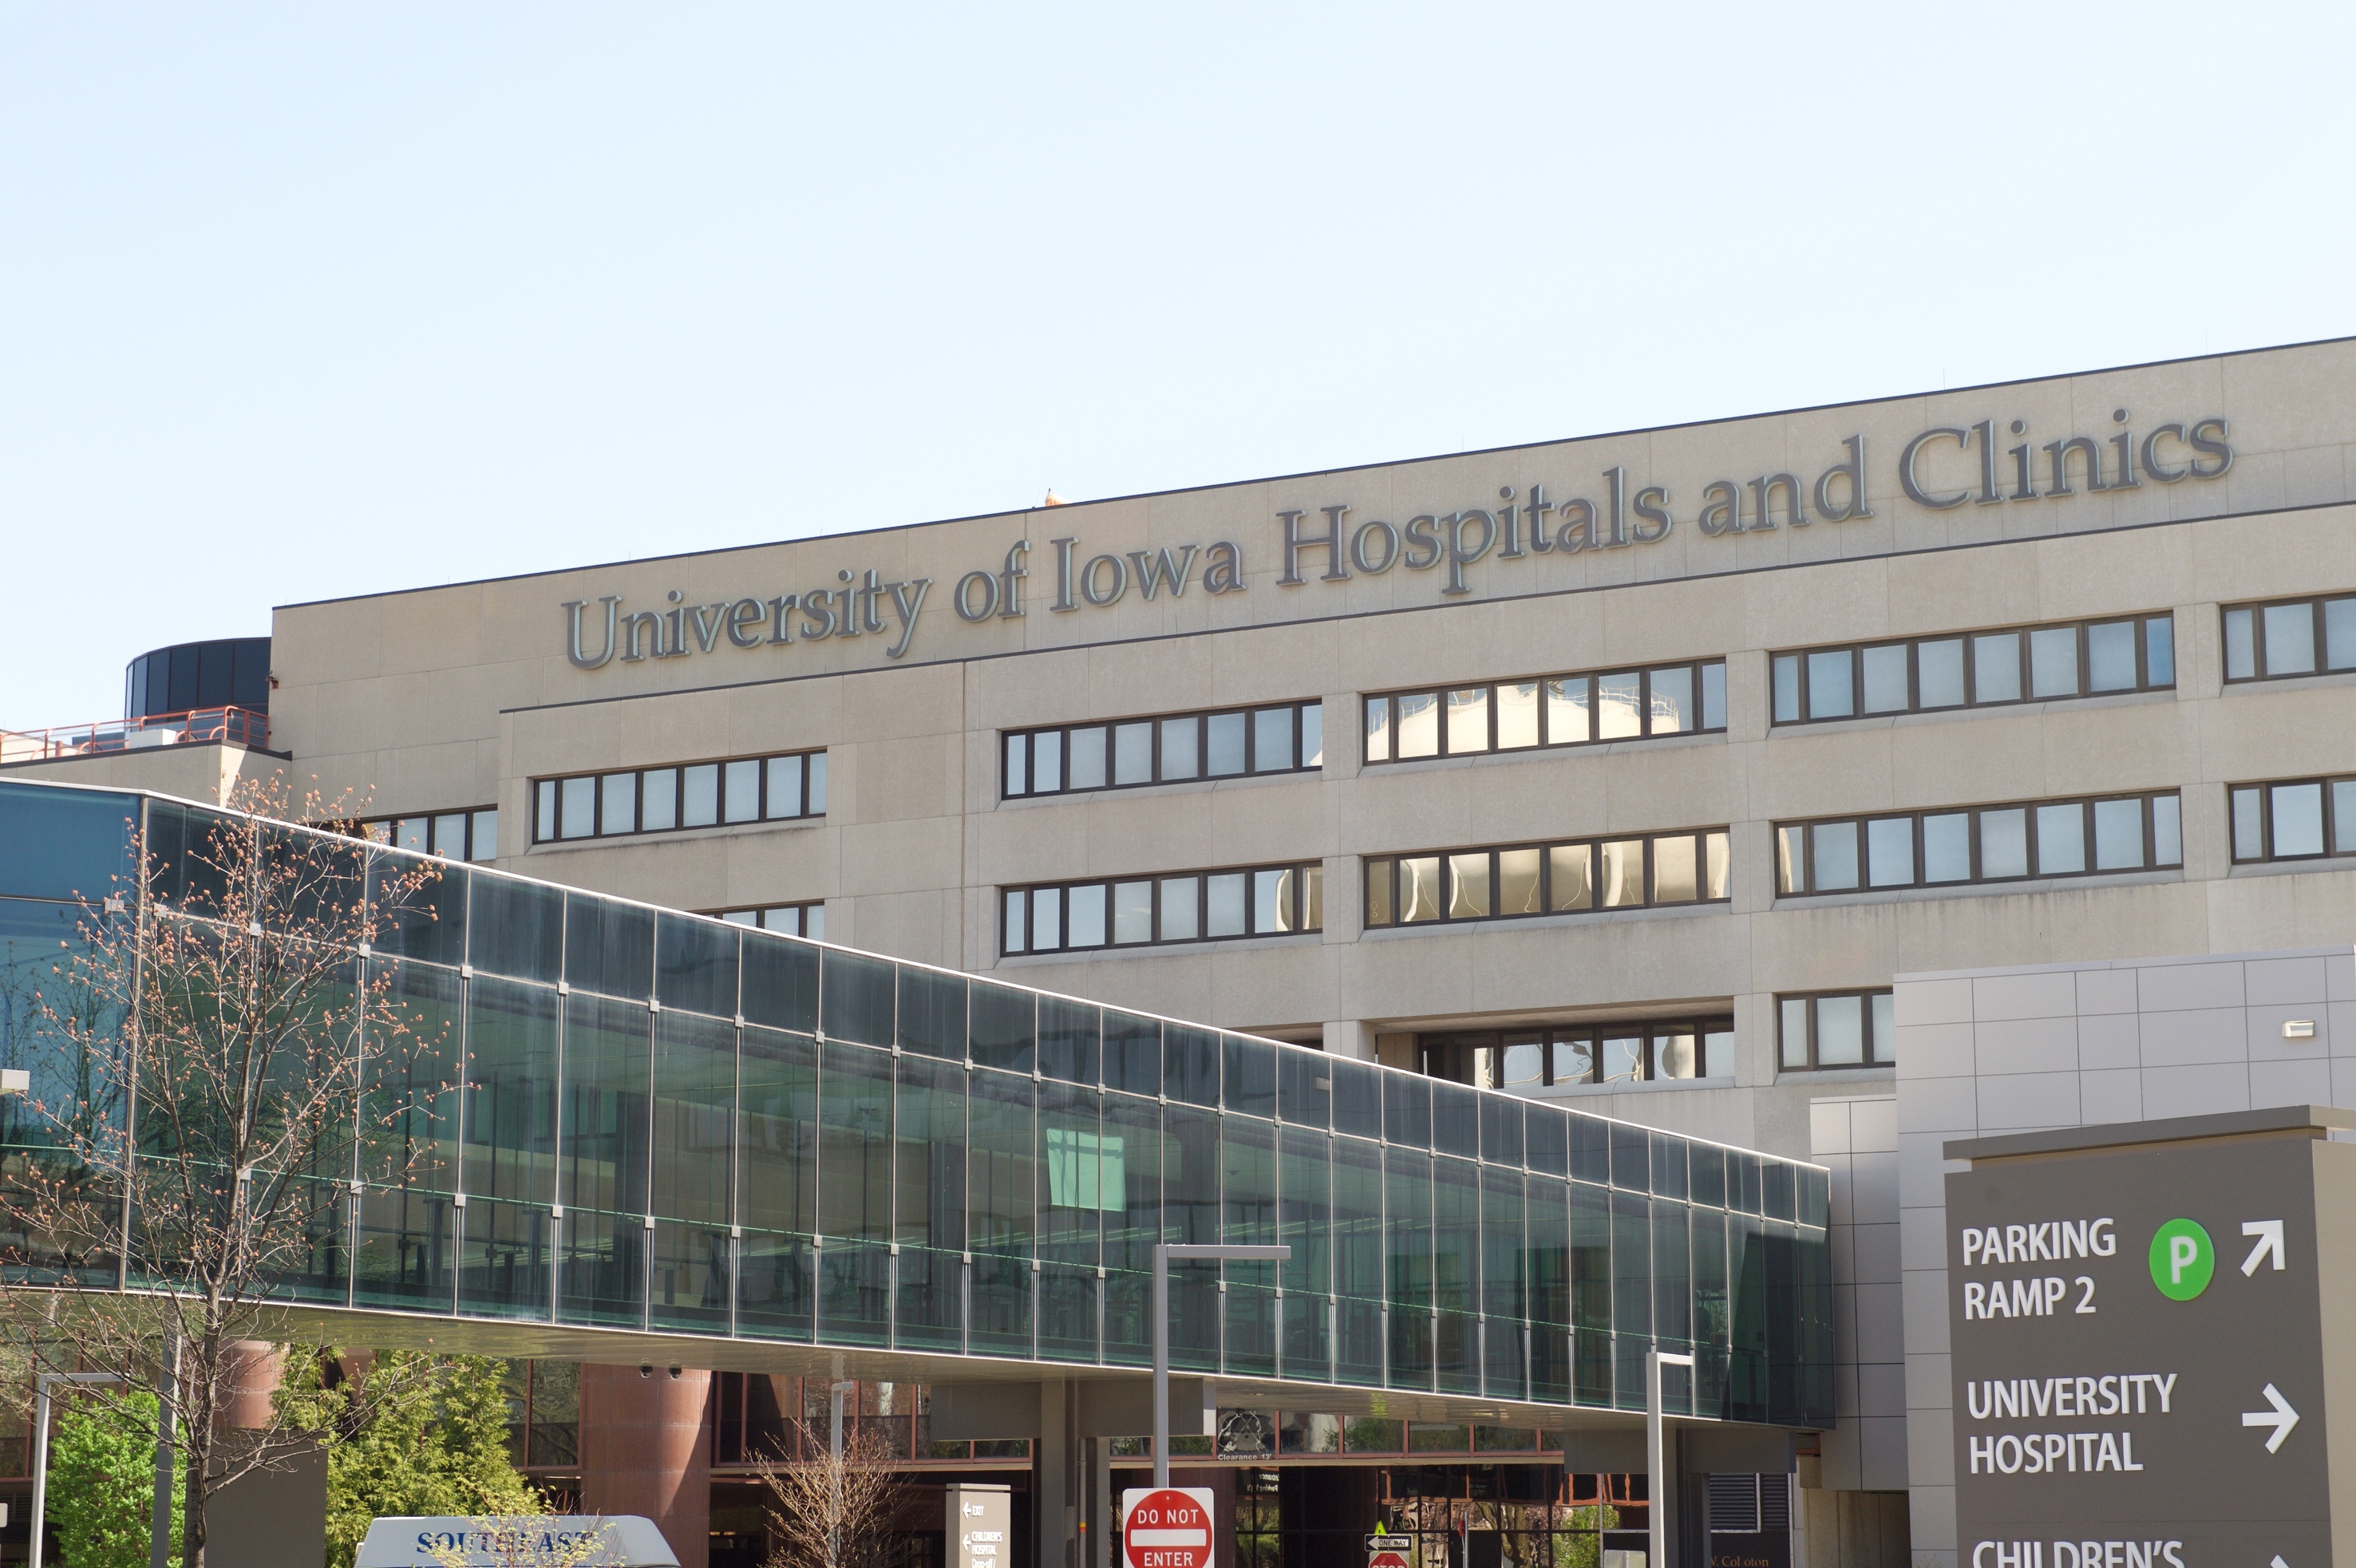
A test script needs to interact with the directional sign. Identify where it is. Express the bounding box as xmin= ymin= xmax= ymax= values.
xmin=1121 ymin=1487 xmax=1216 ymax=1568
xmin=1368 ymin=1549 xmax=1411 ymax=1568
xmin=1946 ymin=1110 xmax=2354 ymax=1568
